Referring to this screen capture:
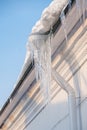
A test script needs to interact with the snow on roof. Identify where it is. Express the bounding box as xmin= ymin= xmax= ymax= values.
xmin=0 ymin=0 xmax=73 ymax=121
xmin=18 ymin=0 xmax=68 ymax=83
xmin=10 ymin=0 xmax=69 ymax=92
xmin=31 ymin=0 xmax=68 ymax=33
